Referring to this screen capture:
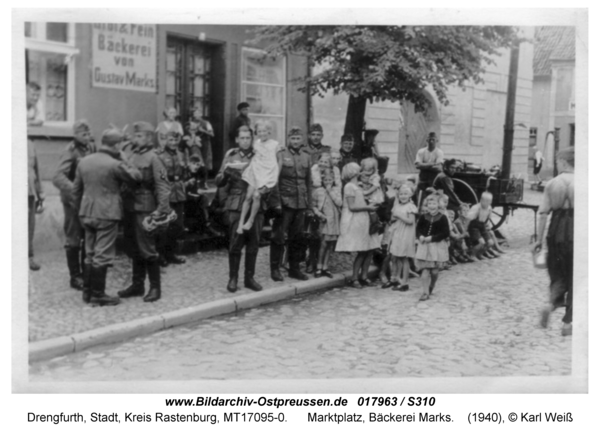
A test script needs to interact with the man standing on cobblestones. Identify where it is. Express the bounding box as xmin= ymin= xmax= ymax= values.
xmin=536 ymin=147 xmax=575 ymax=337
xmin=217 ymin=126 xmax=264 ymax=293
xmin=156 ymin=131 xmax=187 ymax=267
xmin=270 ymin=126 xmax=312 ymax=282
xmin=118 ymin=122 xmax=172 ymax=303
xmin=72 ymin=129 xmax=141 ymax=306
xmin=52 ymin=120 xmax=96 ymax=290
